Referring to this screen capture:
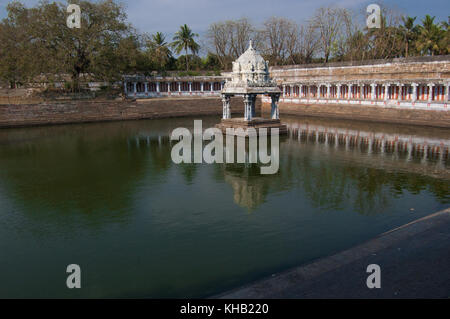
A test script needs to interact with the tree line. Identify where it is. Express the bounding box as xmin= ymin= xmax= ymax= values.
xmin=0 ymin=0 xmax=448 ymax=90
xmin=208 ymin=7 xmax=449 ymax=68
